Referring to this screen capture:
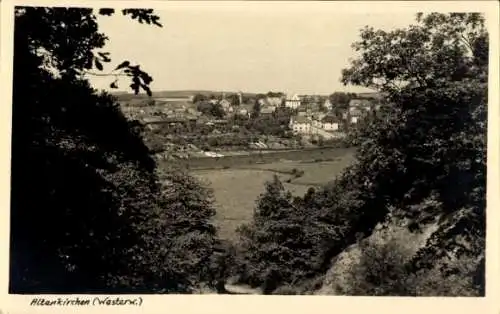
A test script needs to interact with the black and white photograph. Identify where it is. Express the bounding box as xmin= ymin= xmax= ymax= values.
xmin=2 ymin=0 xmax=498 ymax=305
